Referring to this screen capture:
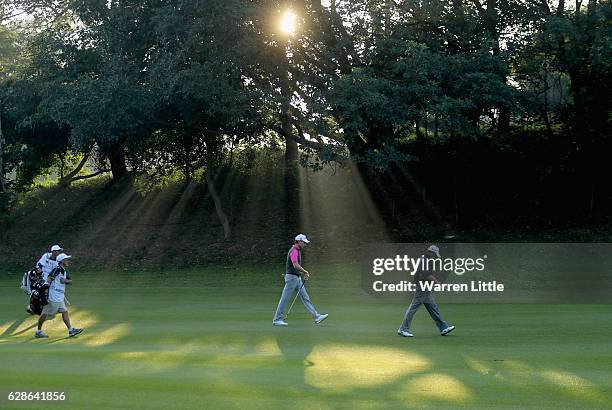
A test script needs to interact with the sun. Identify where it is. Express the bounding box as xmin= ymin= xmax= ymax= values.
xmin=280 ymin=10 xmax=297 ymax=35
